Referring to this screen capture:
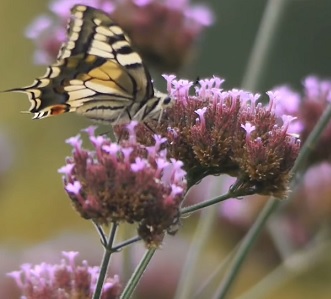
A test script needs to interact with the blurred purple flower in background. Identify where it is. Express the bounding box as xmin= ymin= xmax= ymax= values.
xmin=25 ymin=0 xmax=214 ymax=70
xmin=8 ymin=251 xmax=121 ymax=299
xmin=273 ymin=76 xmax=331 ymax=165
xmin=292 ymin=162 xmax=331 ymax=229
